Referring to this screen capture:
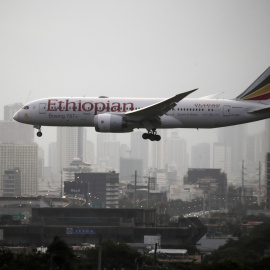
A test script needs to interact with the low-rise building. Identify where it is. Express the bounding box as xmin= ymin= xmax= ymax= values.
xmin=64 ymin=171 xmax=119 ymax=208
